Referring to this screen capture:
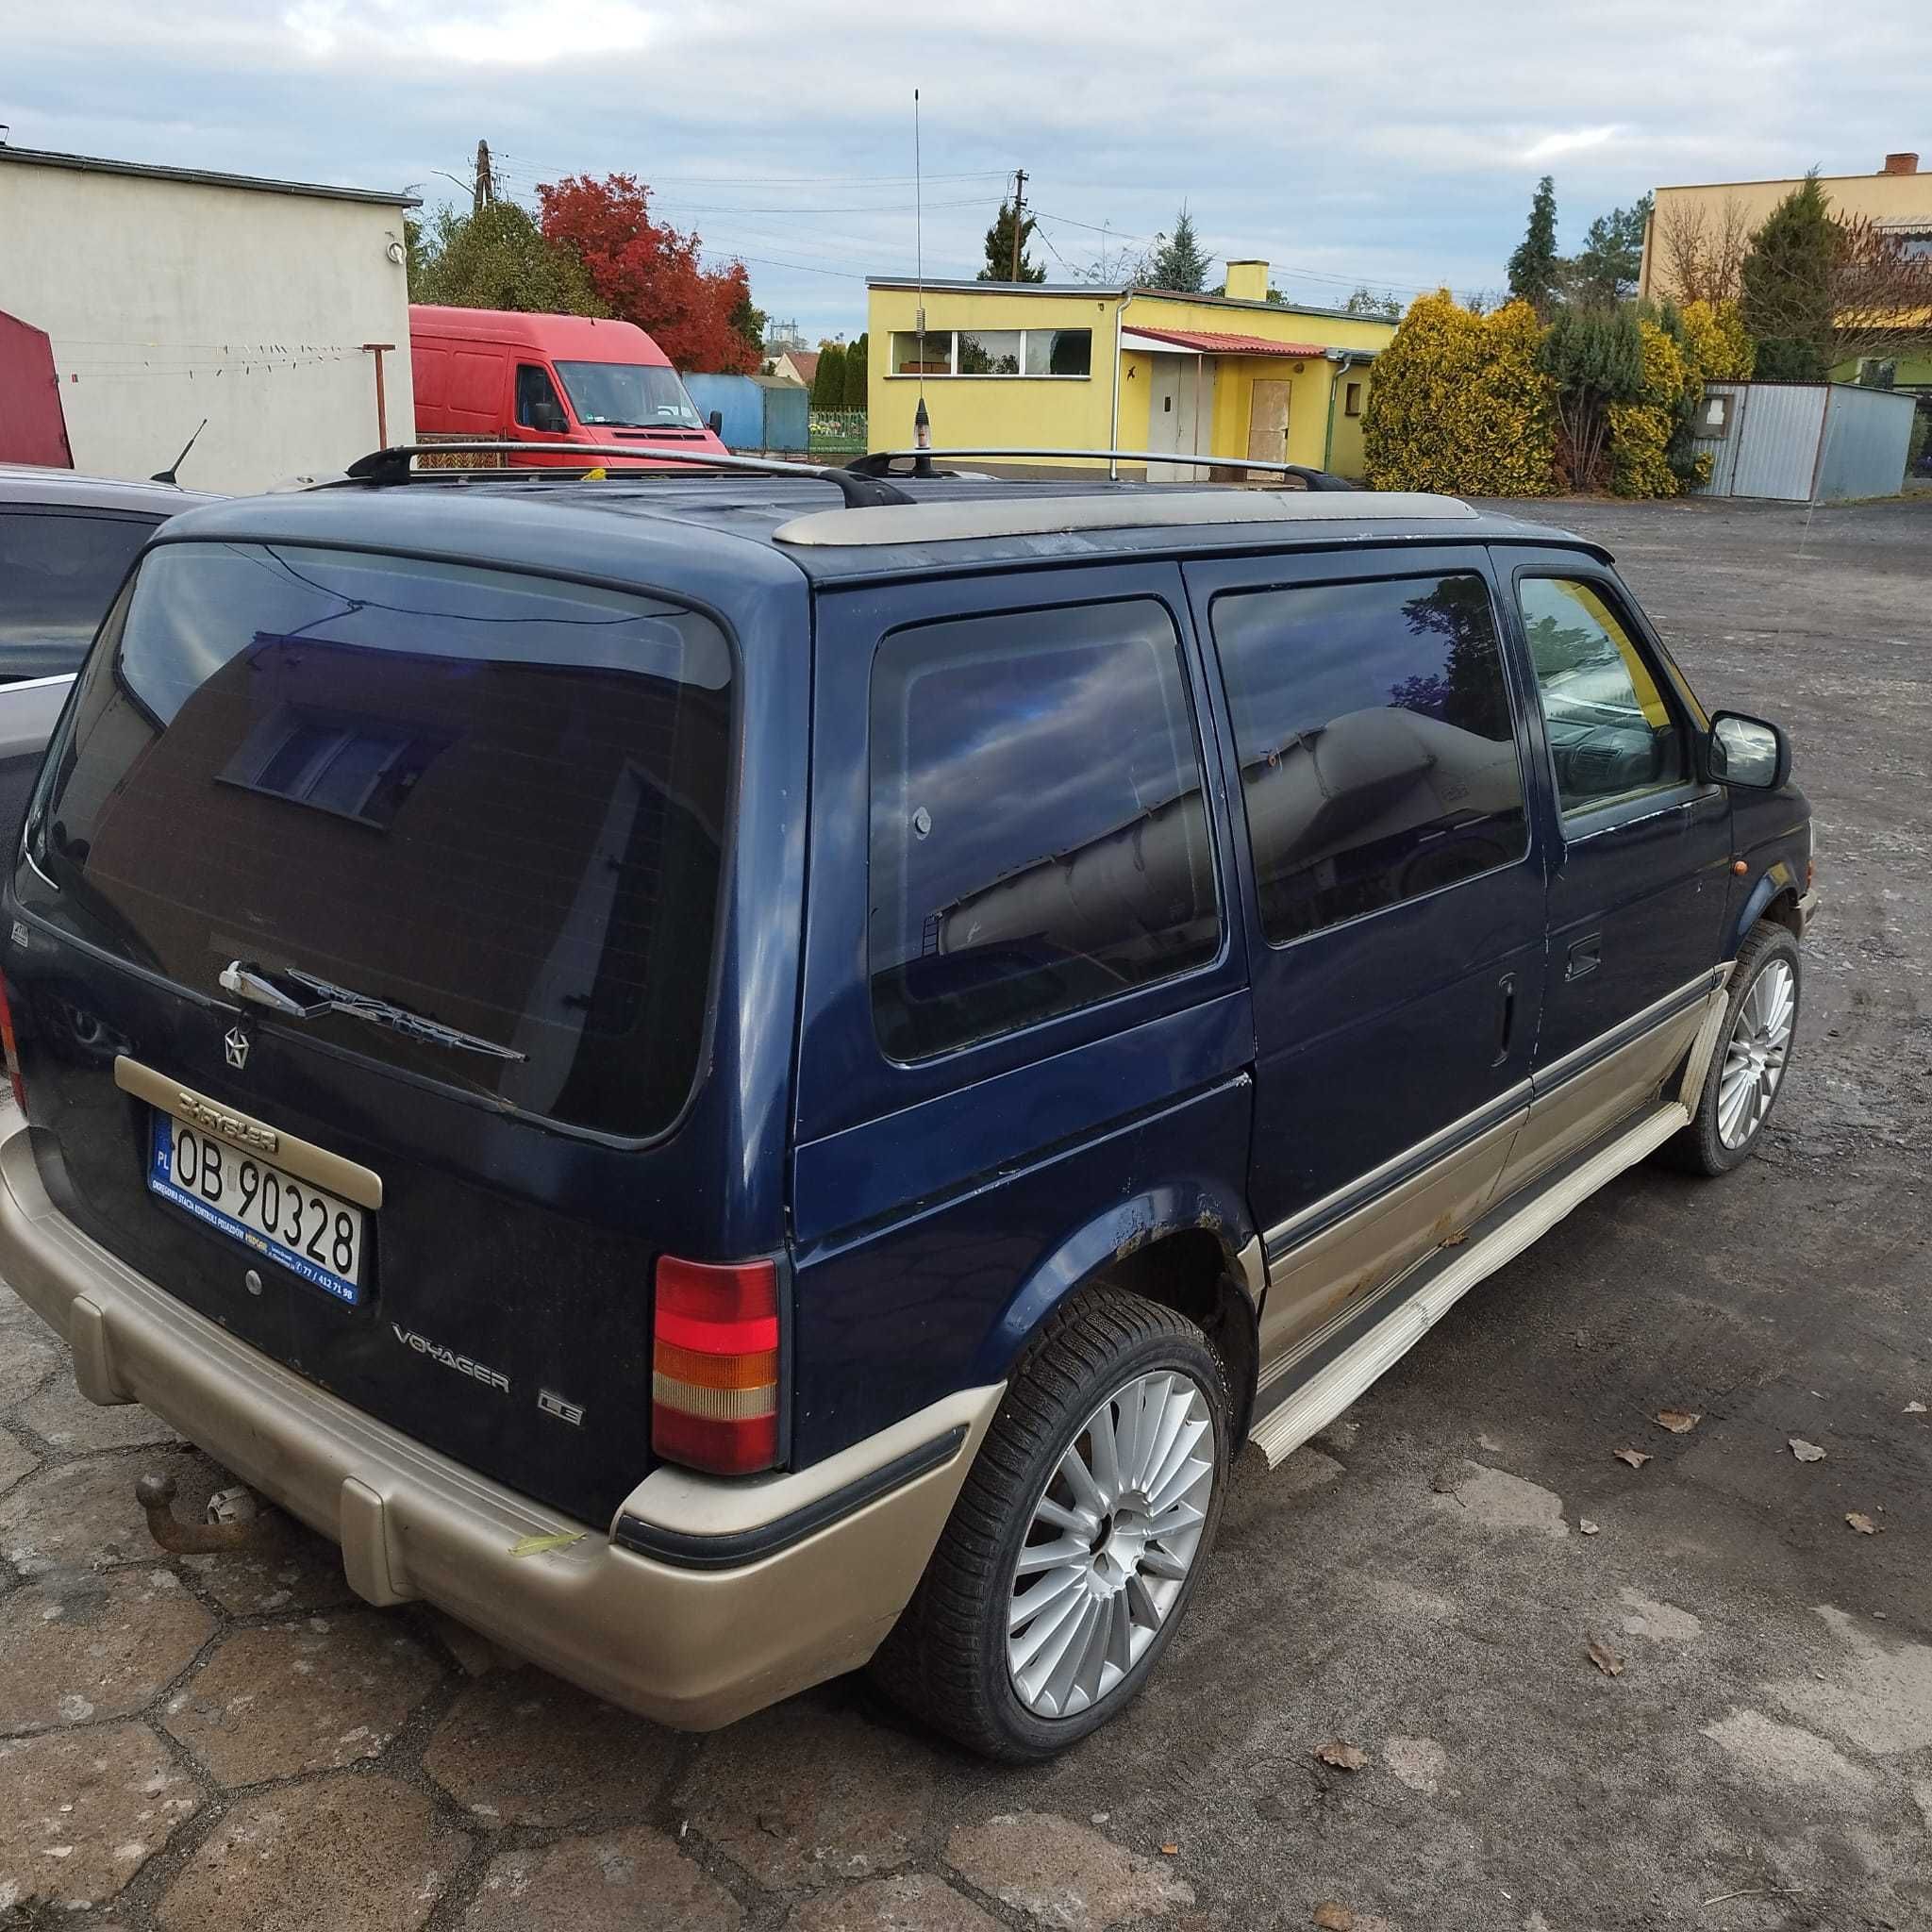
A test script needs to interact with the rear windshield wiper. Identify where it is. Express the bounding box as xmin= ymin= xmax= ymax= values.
xmin=220 ymin=961 xmax=527 ymax=1063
